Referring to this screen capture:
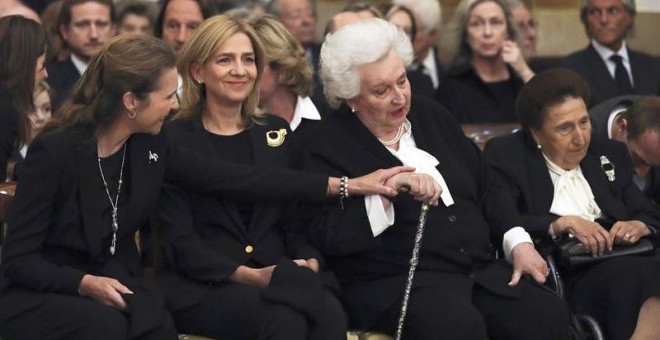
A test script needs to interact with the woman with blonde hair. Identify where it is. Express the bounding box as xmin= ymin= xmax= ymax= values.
xmin=437 ymin=0 xmax=534 ymax=123
xmin=254 ymin=15 xmax=321 ymax=143
xmin=154 ymin=15 xmax=406 ymax=339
